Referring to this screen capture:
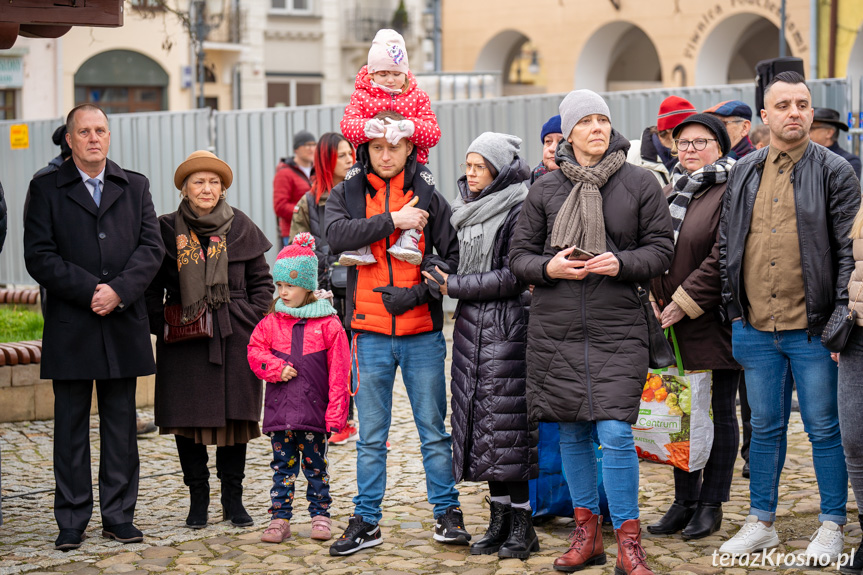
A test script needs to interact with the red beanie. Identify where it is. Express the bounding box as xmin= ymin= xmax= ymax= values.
xmin=657 ymin=96 xmax=697 ymax=132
